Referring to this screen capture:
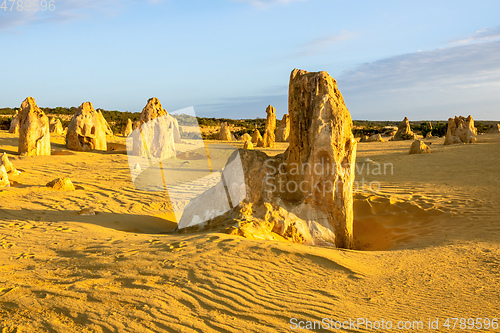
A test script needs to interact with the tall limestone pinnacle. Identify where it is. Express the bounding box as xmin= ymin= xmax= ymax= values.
xmin=178 ymin=69 xmax=357 ymax=249
xmin=131 ymin=97 xmax=179 ymax=159
xmin=284 ymin=69 xmax=357 ymax=248
xmin=18 ymin=97 xmax=51 ymax=156
xmin=258 ymin=105 xmax=276 ymax=148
